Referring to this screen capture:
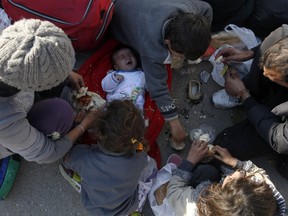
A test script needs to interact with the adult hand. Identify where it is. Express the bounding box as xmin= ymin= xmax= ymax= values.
xmin=68 ymin=71 xmax=85 ymax=91
xmin=169 ymin=118 xmax=186 ymax=143
xmin=215 ymin=47 xmax=254 ymax=63
xmin=187 ymin=140 xmax=209 ymax=164
xmin=213 ymin=145 xmax=237 ymax=167
xmin=224 ymin=68 xmax=247 ymax=97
